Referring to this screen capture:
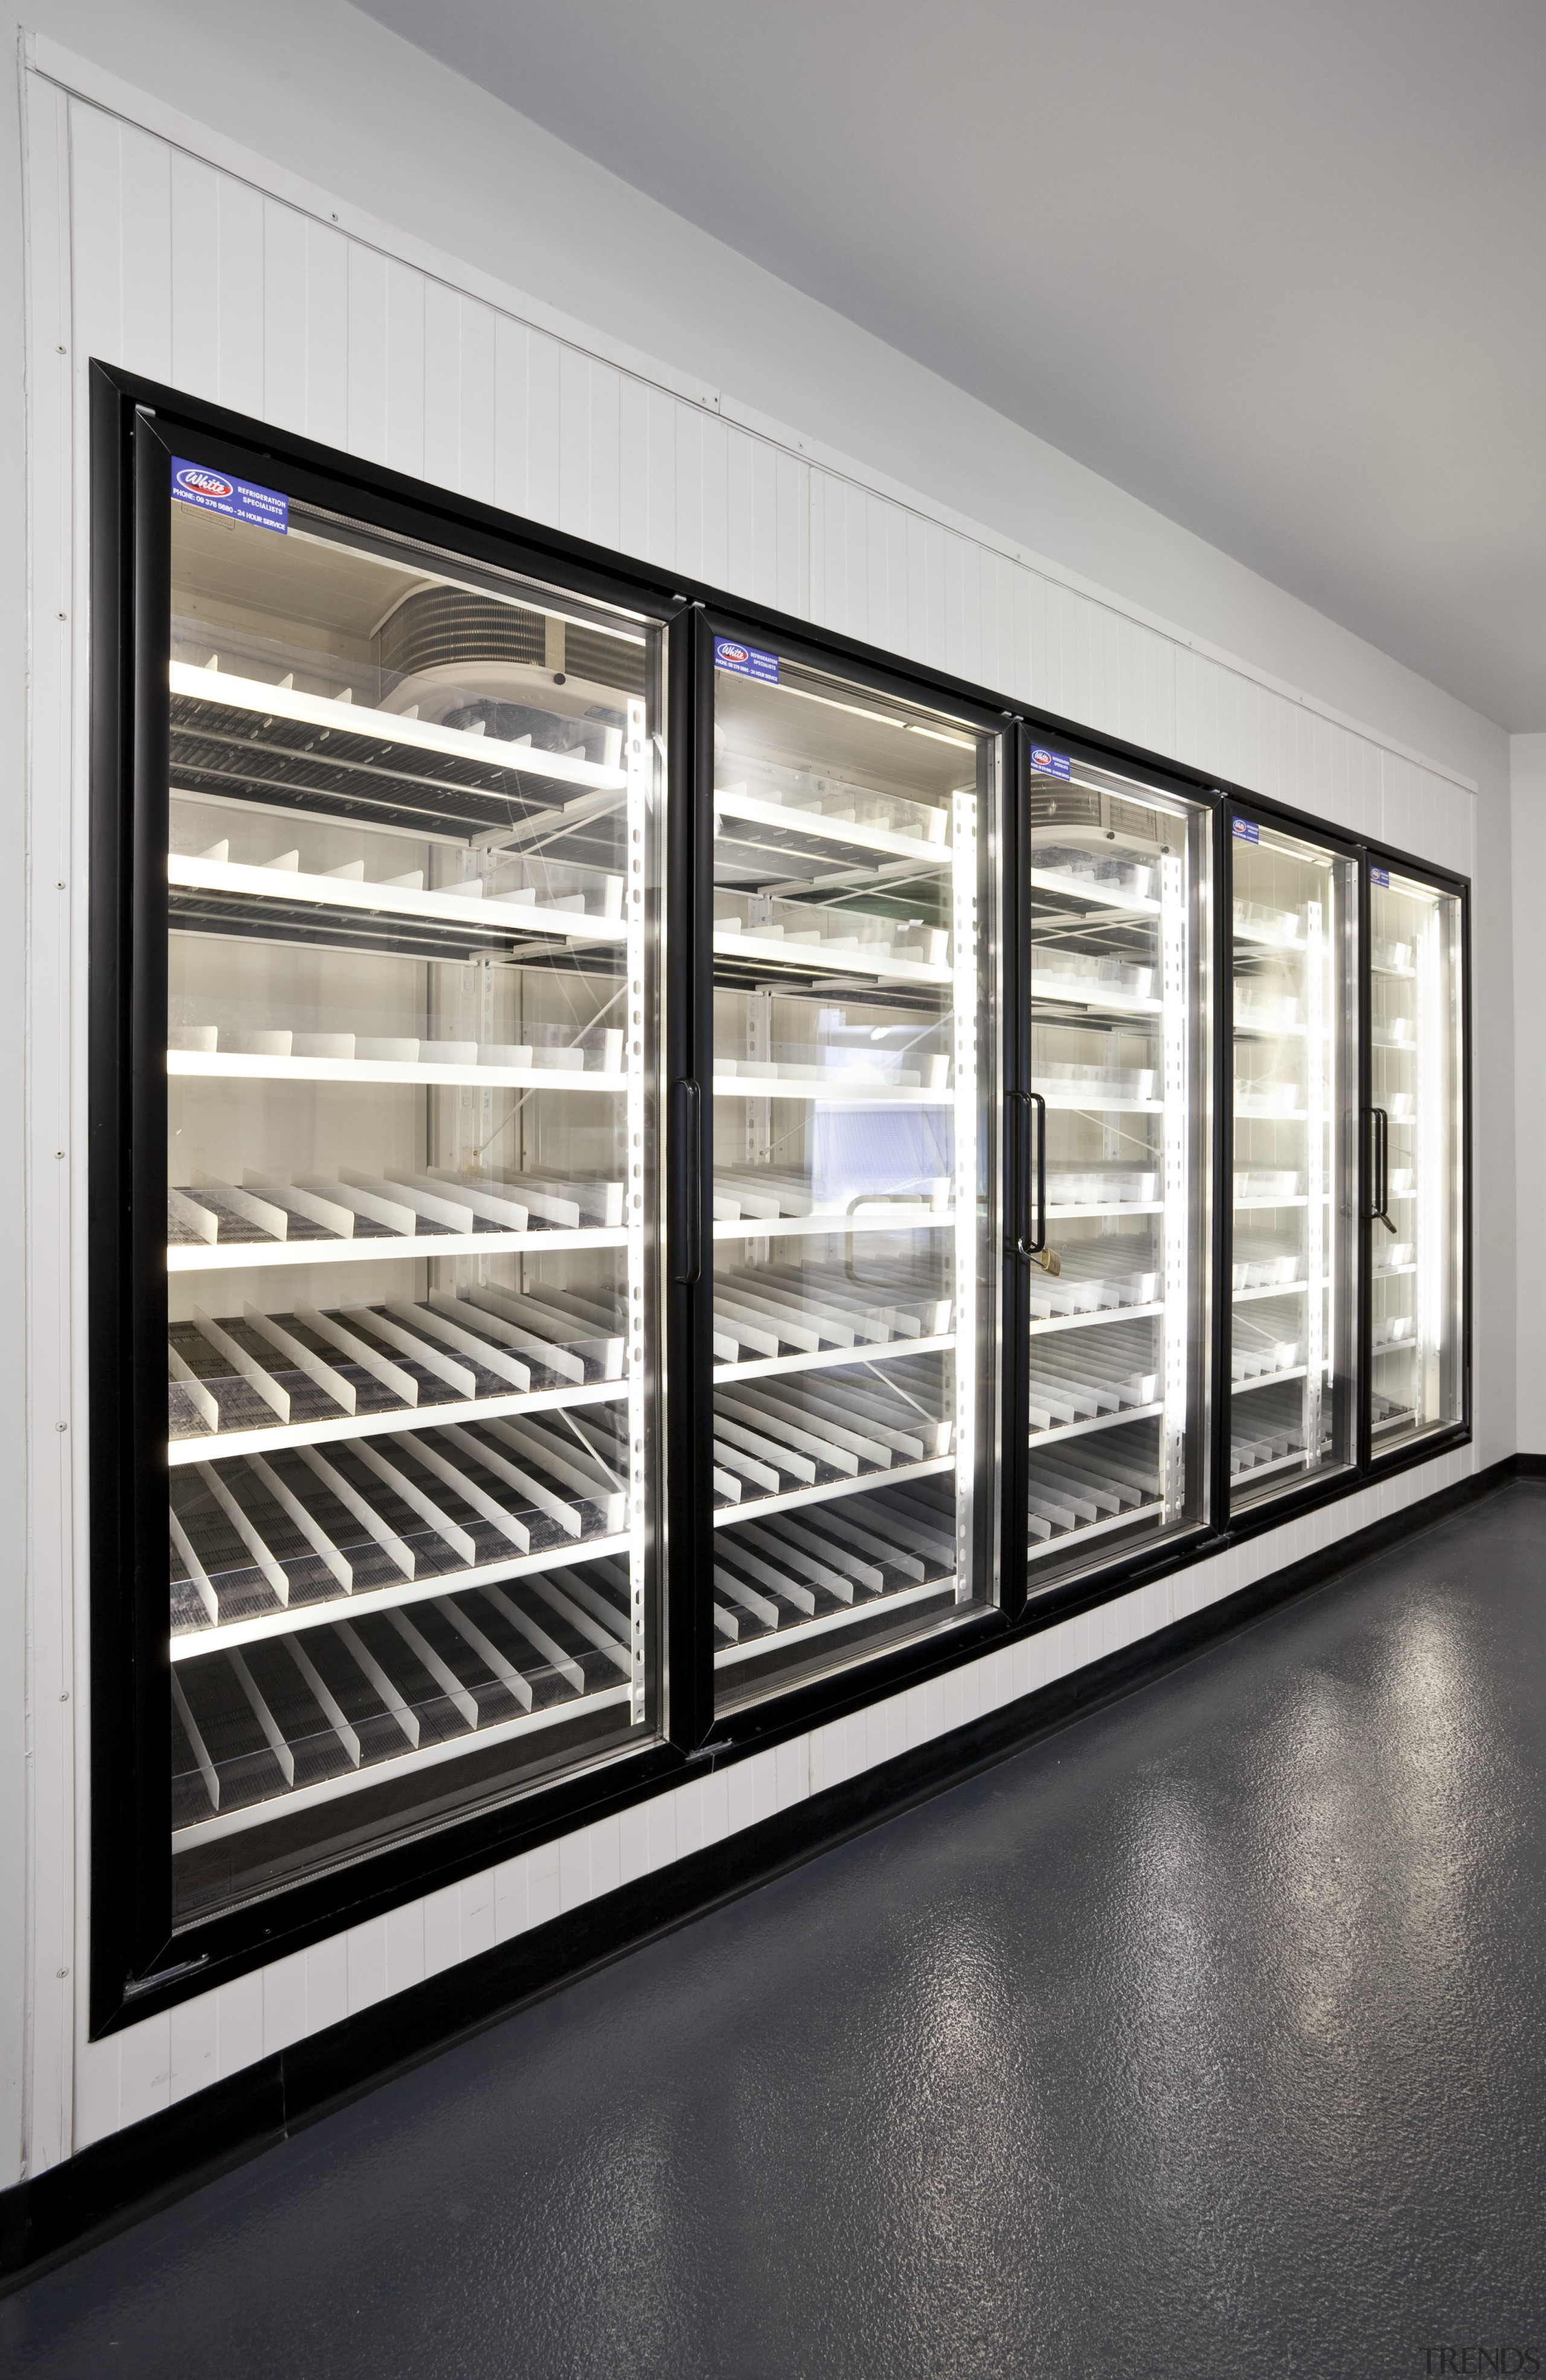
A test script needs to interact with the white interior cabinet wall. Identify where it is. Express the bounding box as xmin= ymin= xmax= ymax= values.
xmin=16 ymin=48 xmax=1490 ymax=2176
